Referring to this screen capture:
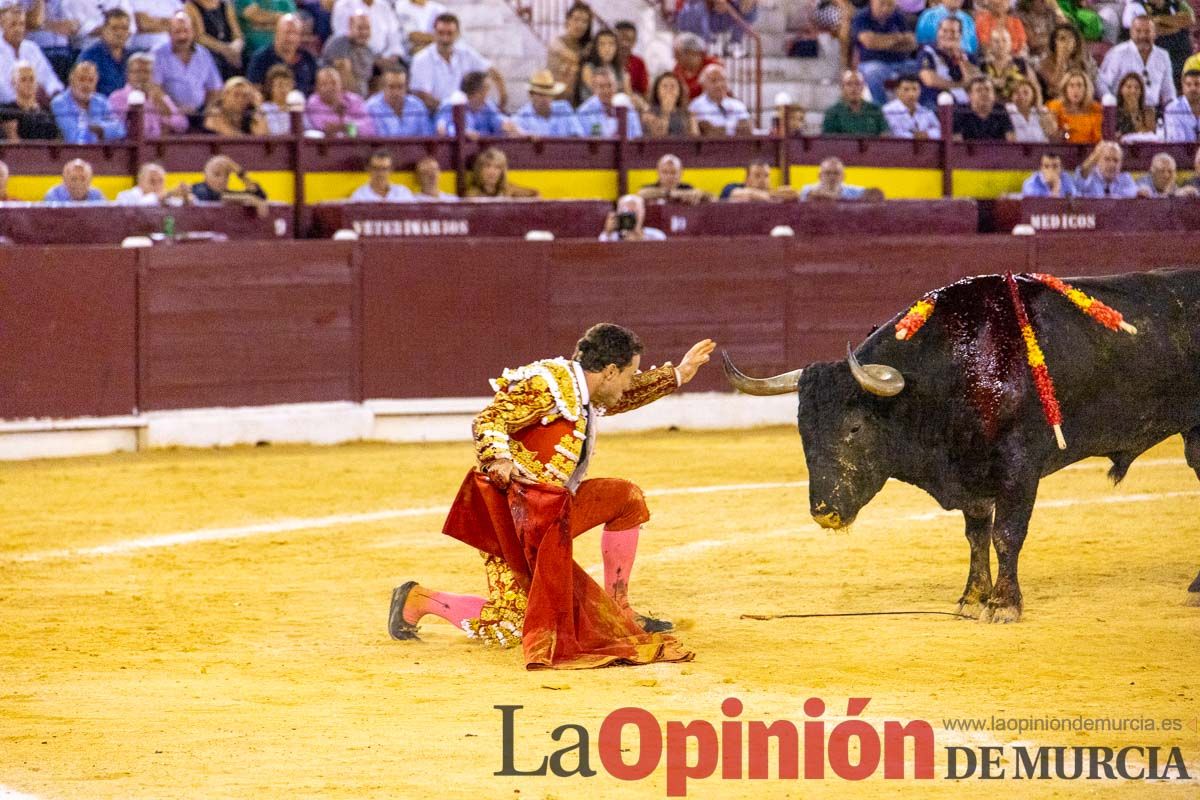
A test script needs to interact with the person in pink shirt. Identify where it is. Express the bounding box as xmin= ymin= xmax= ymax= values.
xmin=109 ymin=52 xmax=189 ymax=137
xmin=304 ymin=65 xmax=373 ymax=136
